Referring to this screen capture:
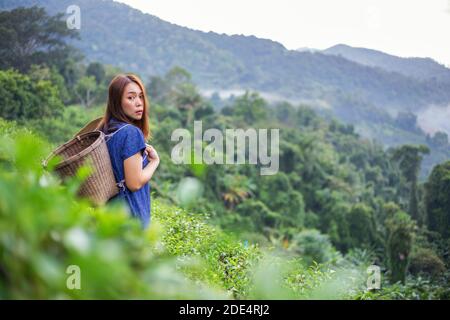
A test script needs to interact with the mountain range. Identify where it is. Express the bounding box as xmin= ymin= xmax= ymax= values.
xmin=1 ymin=0 xmax=450 ymax=116
xmin=2 ymin=0 xmax=450 ymax=177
